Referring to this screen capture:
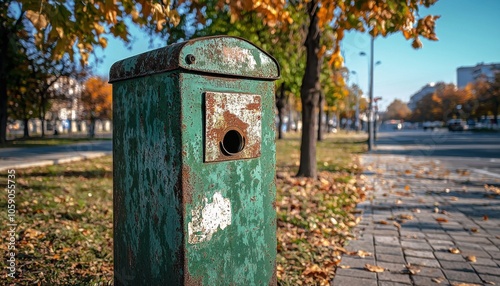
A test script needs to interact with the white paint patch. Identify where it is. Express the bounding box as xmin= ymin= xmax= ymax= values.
xmin=188 ymin=192 xmax=232 ymax=244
